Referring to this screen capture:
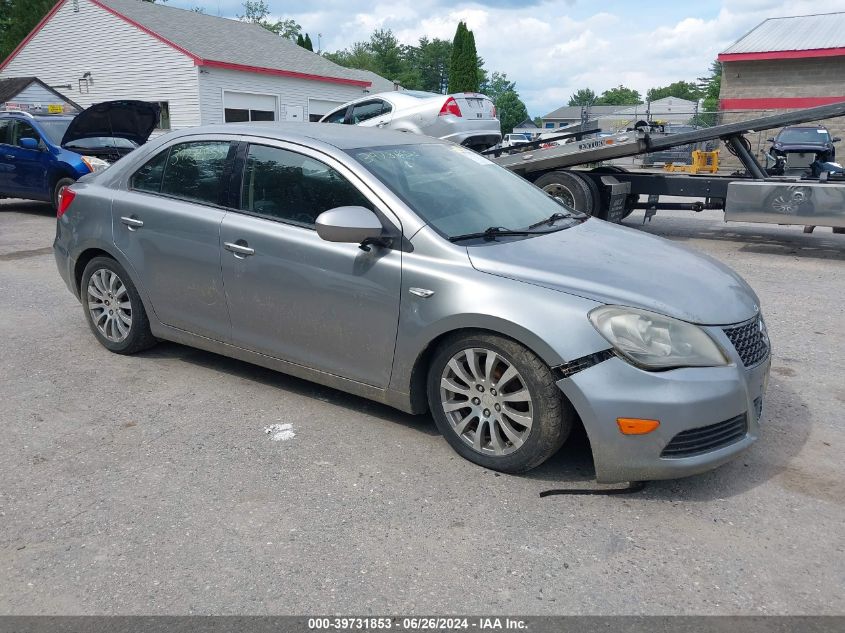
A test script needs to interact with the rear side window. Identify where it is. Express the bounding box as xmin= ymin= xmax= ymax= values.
xmin=350 ymin=100 xmax=390 ymax=124
xmin=0 ymin=120 xmax=10 ymax=145
xmin=131 ymin=148 xmax=170 ymax=193
xmin=160 ymin=141 xmax=232 ymax=205
xmin=240 ymin=144 xmax=371 ymax=227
